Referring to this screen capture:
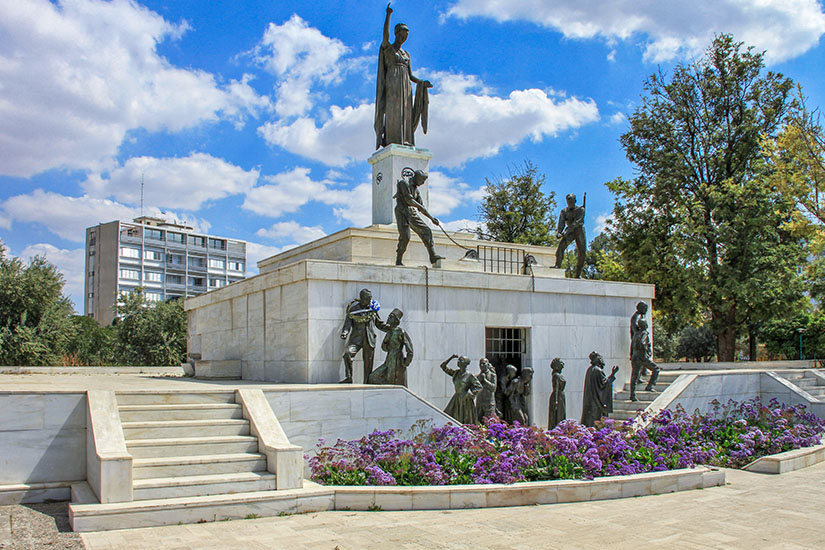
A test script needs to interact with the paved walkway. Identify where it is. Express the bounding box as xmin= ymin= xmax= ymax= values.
xmin=81 ymin=463 xmax=825 ymax=550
